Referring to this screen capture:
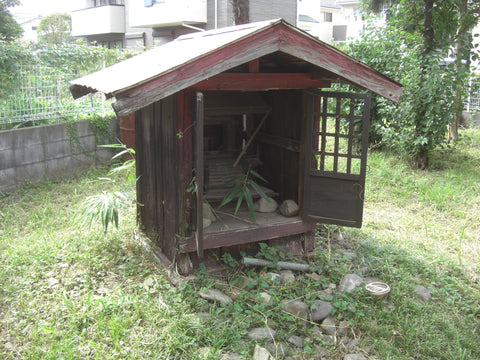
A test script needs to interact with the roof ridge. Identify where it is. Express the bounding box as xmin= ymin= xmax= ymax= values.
xmin=175 ymin=18 xmax=283 ymax=41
